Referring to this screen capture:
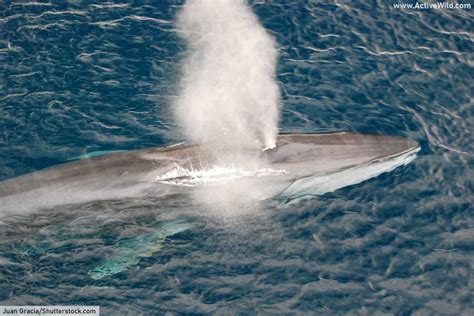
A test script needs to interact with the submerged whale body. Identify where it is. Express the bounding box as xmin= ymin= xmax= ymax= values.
xmin=0 ymin=133 xmax=420 ymax=217
xmin=88 ymin=220 xmax=192 ymax=280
